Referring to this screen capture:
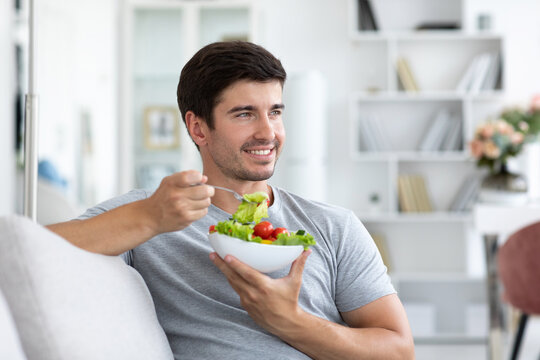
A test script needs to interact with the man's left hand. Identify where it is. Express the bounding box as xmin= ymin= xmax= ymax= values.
xmin=209 ymin=249 xmax=311 ymax=336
